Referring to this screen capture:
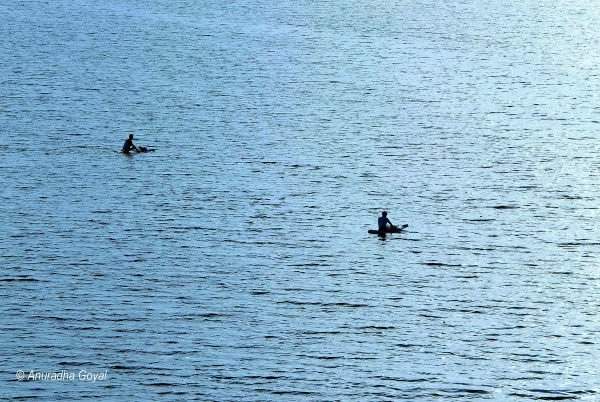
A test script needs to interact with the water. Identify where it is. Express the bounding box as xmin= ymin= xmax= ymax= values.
xmin=2 ymin=0 xmax=600 ymax=400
